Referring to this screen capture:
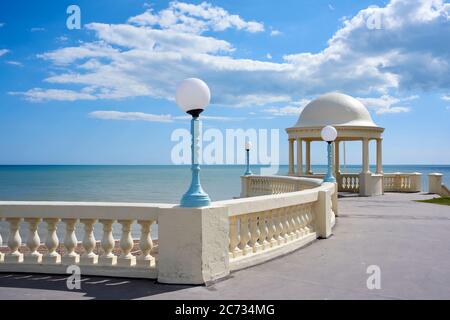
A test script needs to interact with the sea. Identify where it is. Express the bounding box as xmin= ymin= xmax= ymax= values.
xmin=0 ymin=165 xmax=448 ymax=240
